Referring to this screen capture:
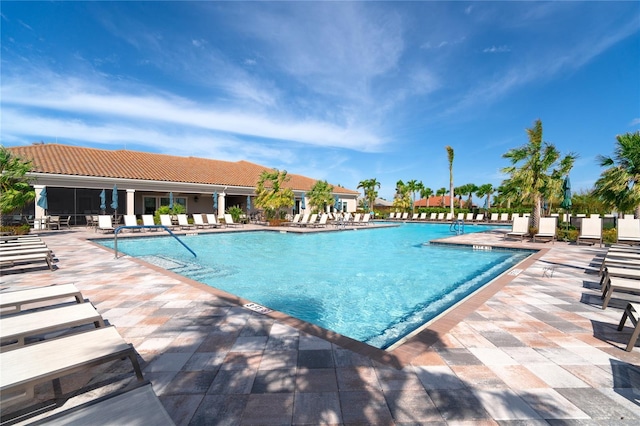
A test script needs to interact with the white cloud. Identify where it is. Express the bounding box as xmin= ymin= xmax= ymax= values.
xmin=630 ymin=118 xmax=640 ymax=126
xmin=483 ymin=45 xmax=510 ymax=53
